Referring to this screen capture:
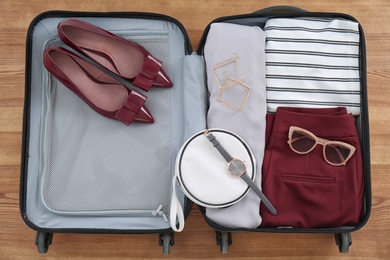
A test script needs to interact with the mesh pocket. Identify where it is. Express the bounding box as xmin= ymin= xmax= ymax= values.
xmin=41 ymin=33 xmax=173 ymax=217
